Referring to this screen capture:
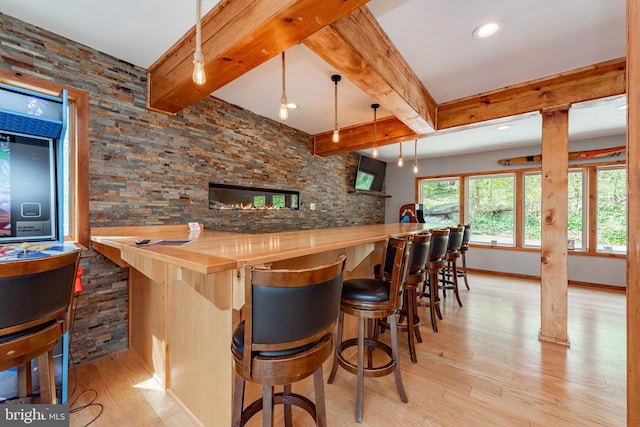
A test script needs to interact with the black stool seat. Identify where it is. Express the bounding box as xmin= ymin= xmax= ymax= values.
xmin=341 ymin=278 xmax=390 ymax=303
